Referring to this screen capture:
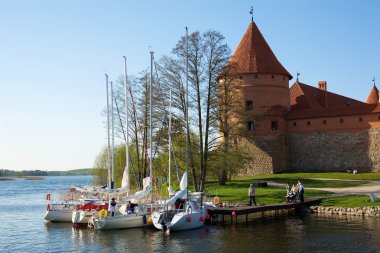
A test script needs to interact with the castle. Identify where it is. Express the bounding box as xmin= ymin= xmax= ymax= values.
xmin=227 ymin=21 xmax=380 ymax=174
